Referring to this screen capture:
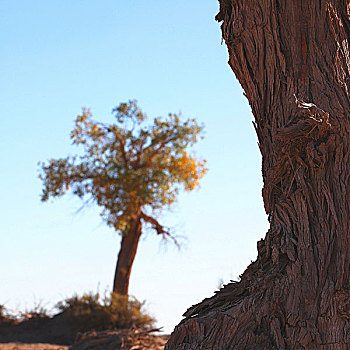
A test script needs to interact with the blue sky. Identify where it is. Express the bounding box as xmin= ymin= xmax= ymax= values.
xmin=0 ymin=1 xmax=268 ymax=333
